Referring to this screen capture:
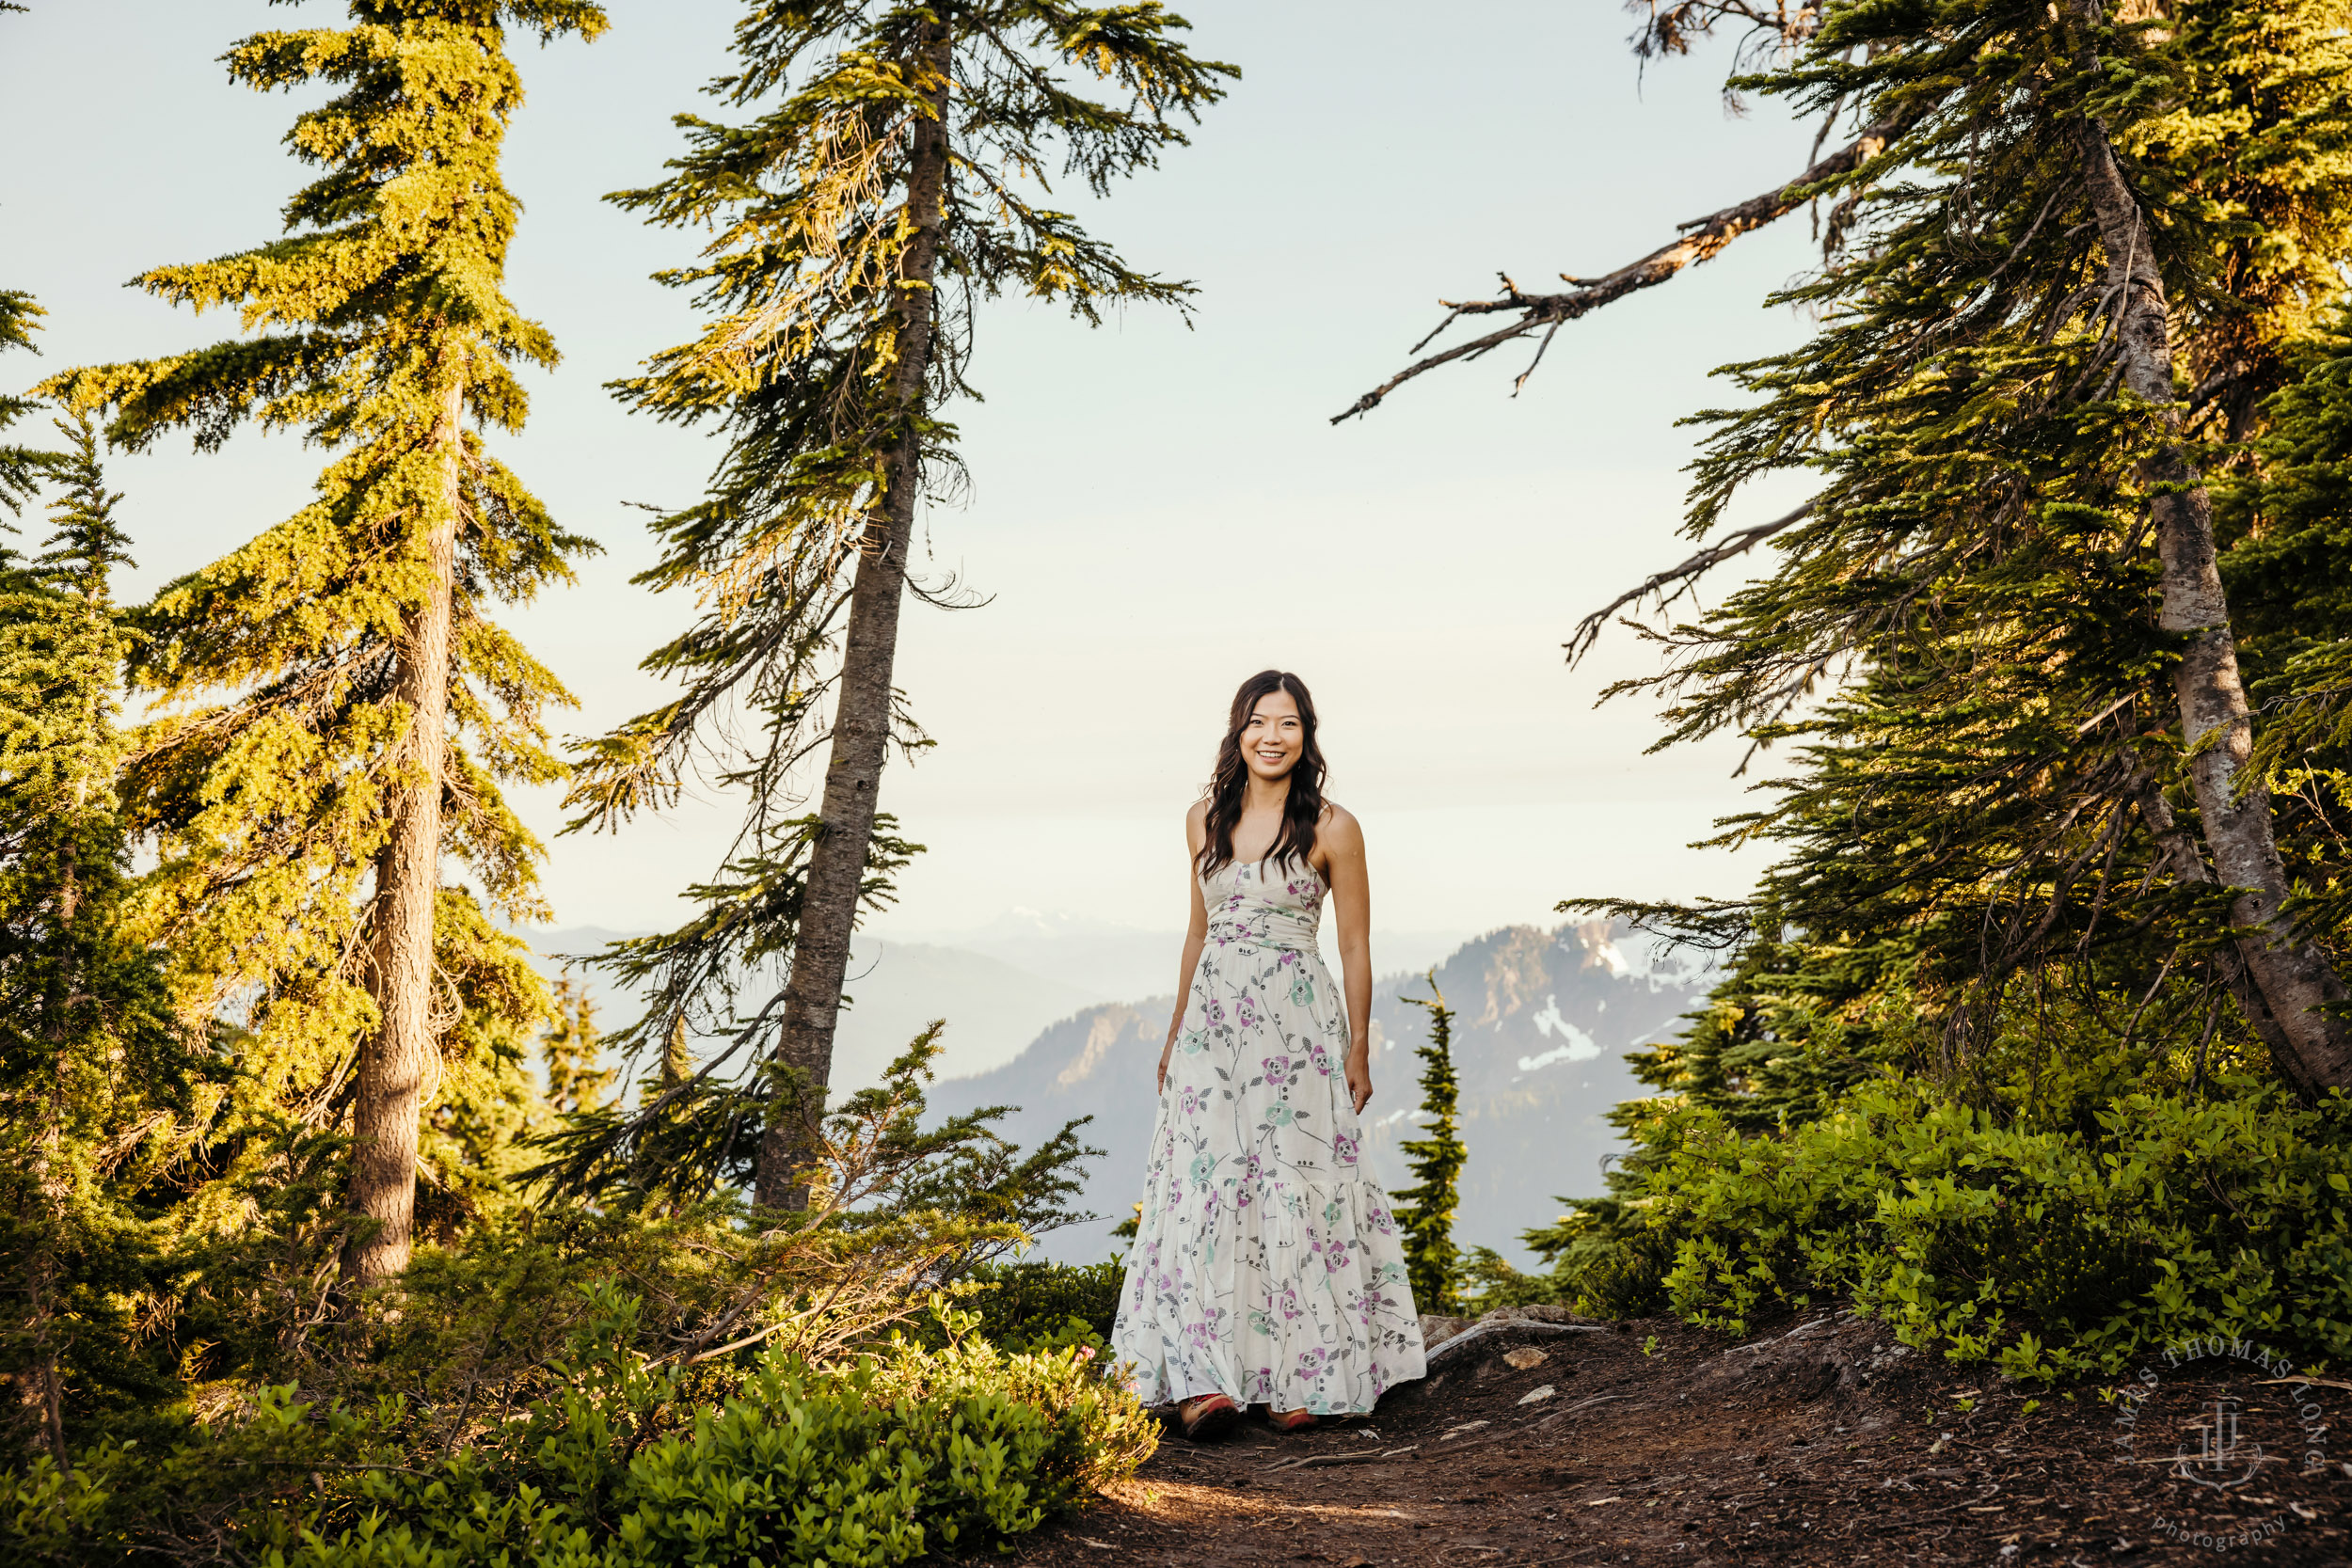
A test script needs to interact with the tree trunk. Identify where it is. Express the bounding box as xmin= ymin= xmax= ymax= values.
xmin=340 ymin=376 xmax=460 ymax=1290
xmin=2127 ymin=768 xmax=2301 ymax=1068
xmin=17 ymin=759 xmax=86 ymax=1460
xmin=13 ymin=1257 xmax=66 ymax=1466
xmin=755 ymin=30 xmax=952 ymax=1212
xmin=13 ymin=591 xmax=116 ymax=1456
xmin=2070 ymin=55 xmax=2352 ymax=1096
xmin=18 ymin=929 xmax=73 ymax=1464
